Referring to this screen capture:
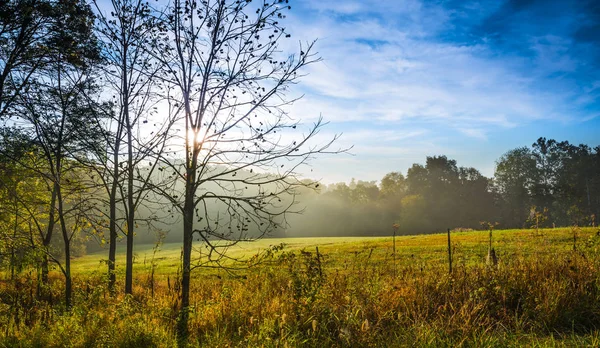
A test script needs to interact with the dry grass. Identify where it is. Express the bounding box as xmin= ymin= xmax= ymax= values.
xmin=1 ymin=227 xmax=600 ymax=347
